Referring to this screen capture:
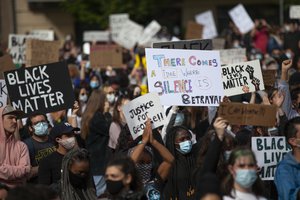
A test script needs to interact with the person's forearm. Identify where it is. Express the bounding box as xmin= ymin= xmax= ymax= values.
xmin=130 ymin=143 xmax=146 ymax=163
xmin=151 ymin=140 xmax=174 ymax=164
xmin=281 ymin=69 xmax=288 ymax=81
